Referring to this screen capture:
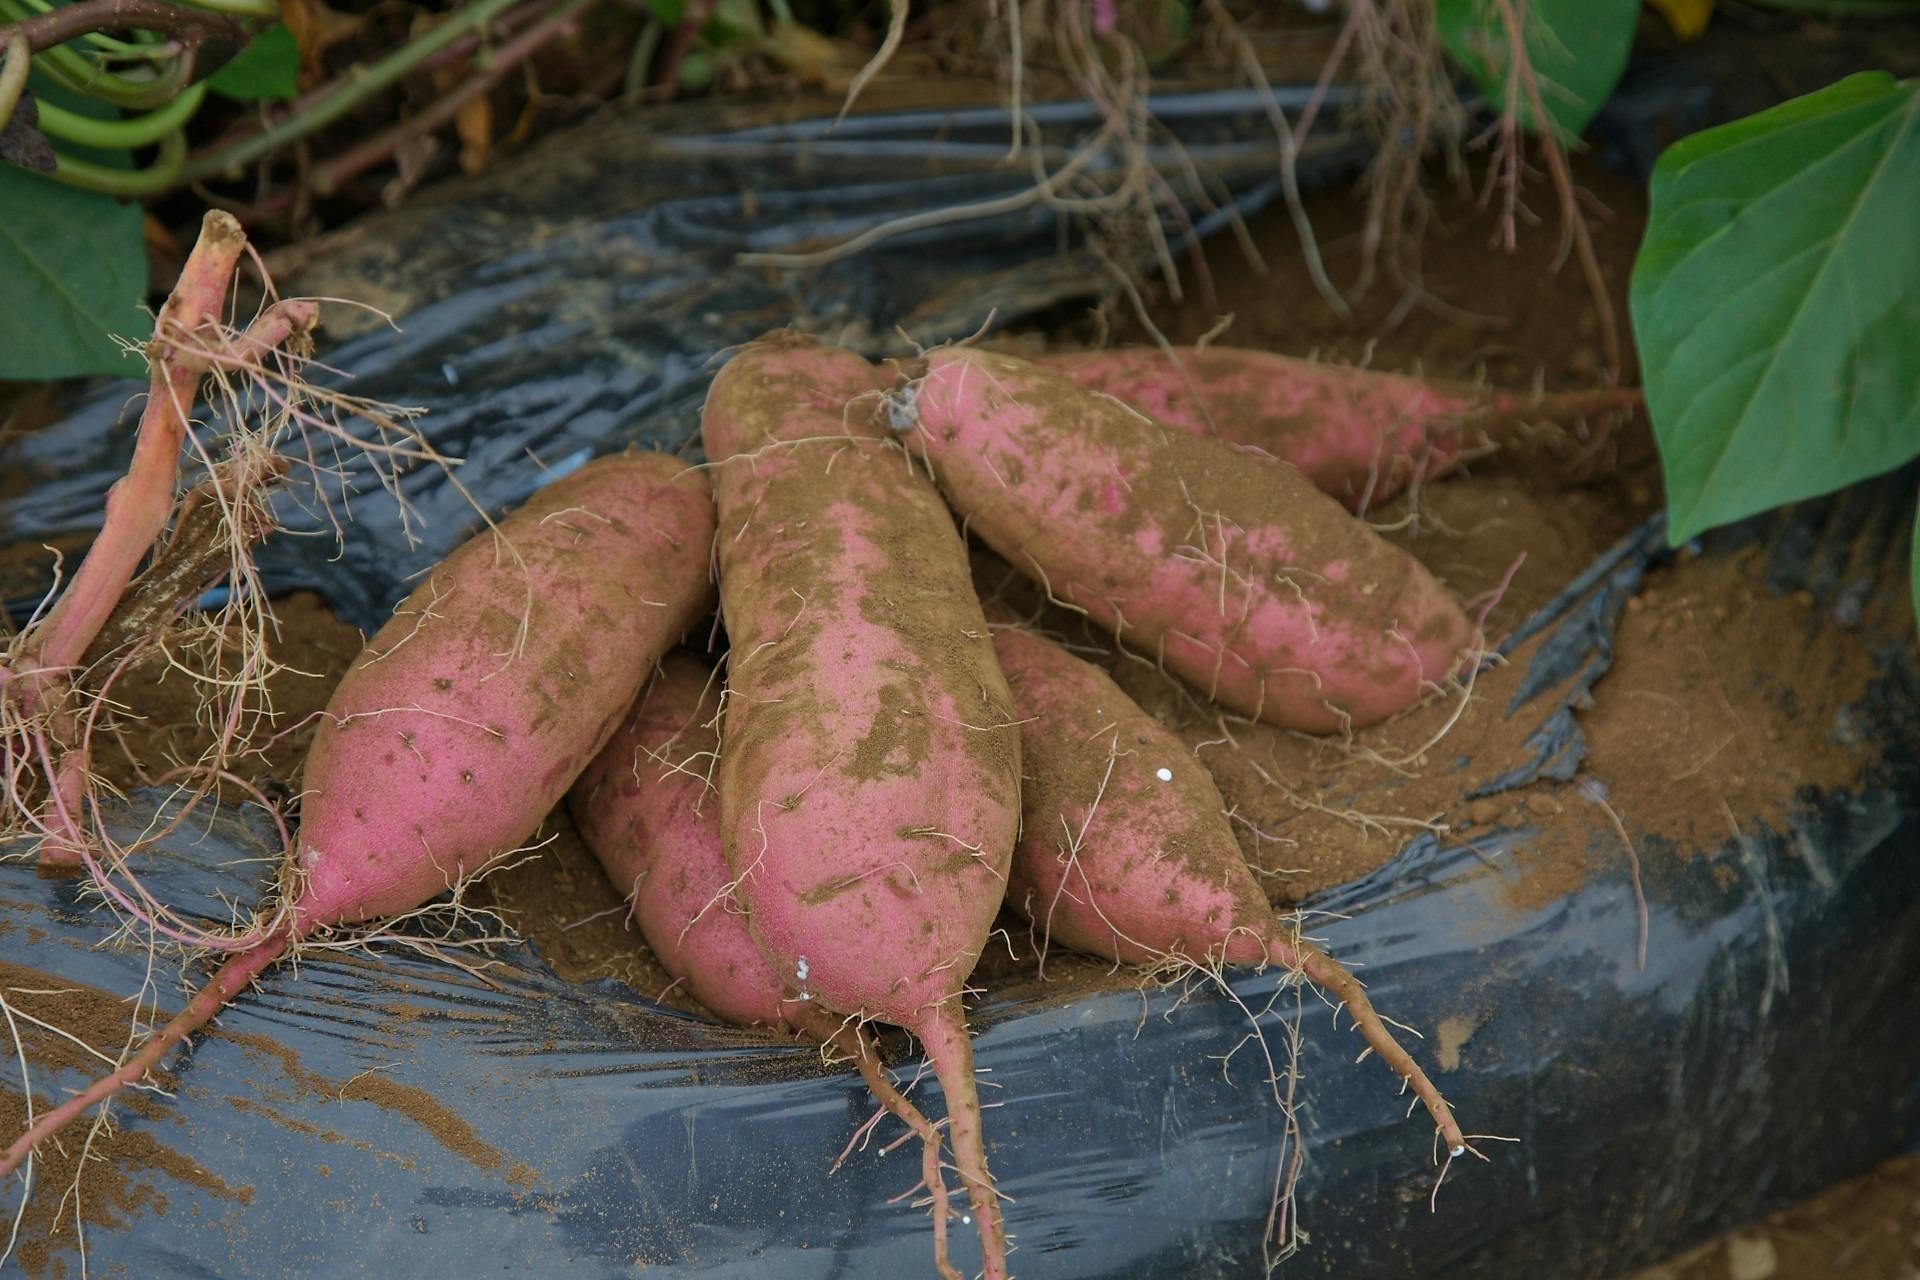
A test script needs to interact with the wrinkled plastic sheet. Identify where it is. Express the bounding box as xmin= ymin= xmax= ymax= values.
xmin=5 ymin=77 xmax=1920 ymax=1280
xmin=1 ymin=82 xmax=1369 ymax=634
